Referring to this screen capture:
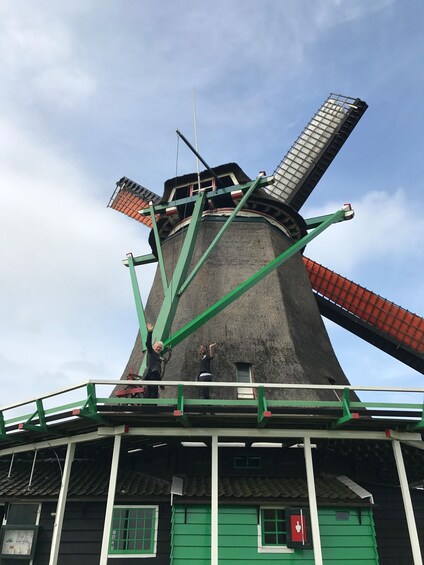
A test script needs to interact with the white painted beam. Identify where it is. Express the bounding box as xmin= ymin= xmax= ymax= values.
xmin=99 ymin=434 xmax=122 ymax=565
xmin=211 ymin=435 xmax=218 ymax=565
xmin=392 ymin=440 xmax=423 ymax=565
xmin=0 ymin=427 xmax=421 ymax=457
xmin=48 ymin=442 xmax=75 ymax=565
xmin=304 ymin=437 xmax=323 ymax=565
